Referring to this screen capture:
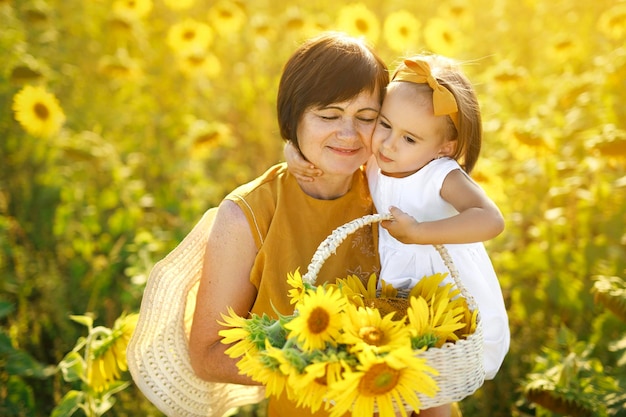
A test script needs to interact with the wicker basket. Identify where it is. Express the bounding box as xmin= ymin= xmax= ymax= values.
xmin=301 ymin=213 xmax=486 ymax=409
